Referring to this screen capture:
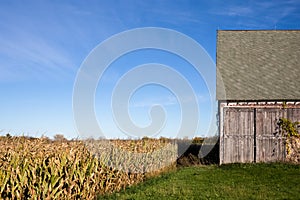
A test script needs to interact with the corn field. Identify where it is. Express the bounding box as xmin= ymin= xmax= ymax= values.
xmin=0 ymin=136 xmax=177 ymax=199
